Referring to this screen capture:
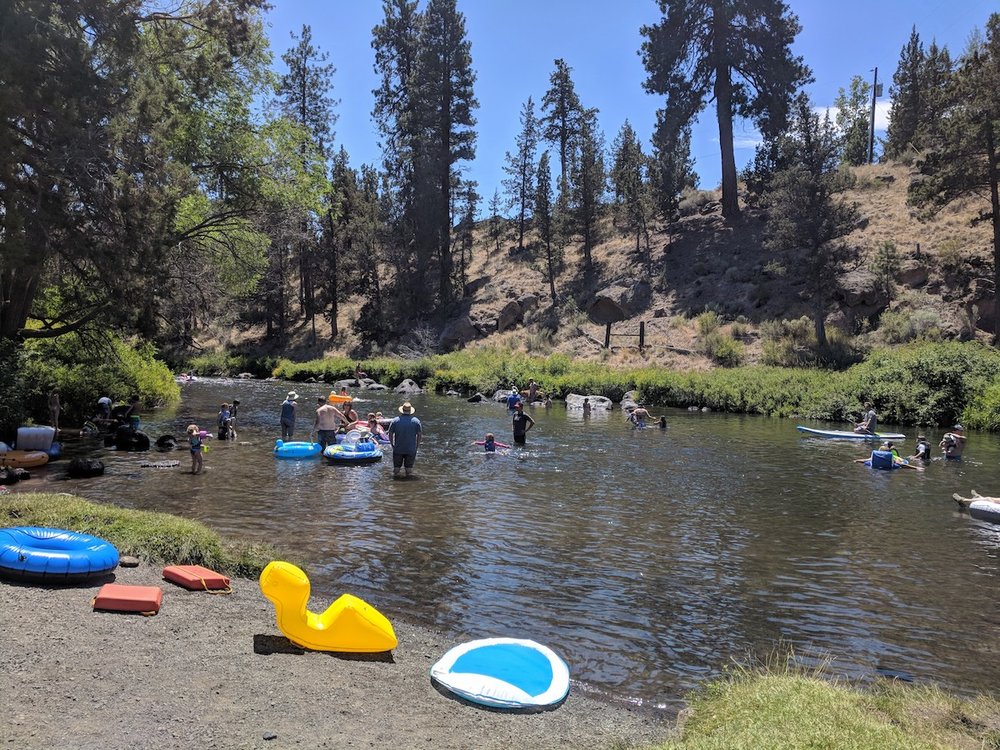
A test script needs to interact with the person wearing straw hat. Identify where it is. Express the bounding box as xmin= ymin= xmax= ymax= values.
xmin=280 ymin=391 xmax=299 ymax=441
xmin=387 ymin=401 xmax=422 ymax=478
